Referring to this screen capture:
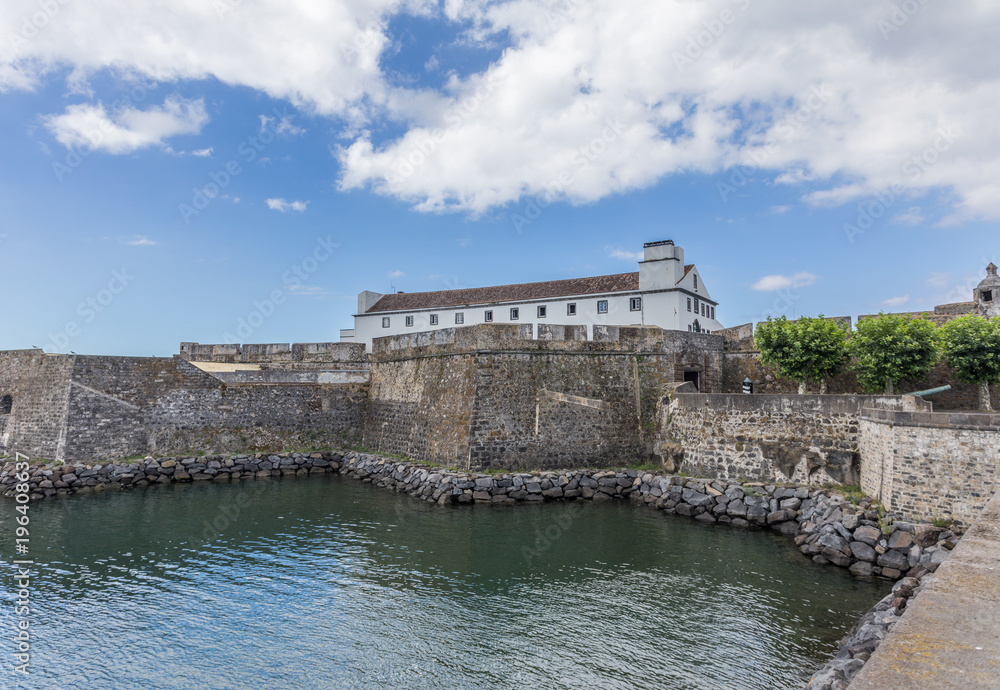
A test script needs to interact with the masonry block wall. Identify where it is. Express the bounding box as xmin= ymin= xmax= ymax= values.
xmin=364 ymin=324 xmax=724 ymax=471
xmin=860 ymin=409 xmax=1000 ymax=528
xmin=1 ymin=351 xmax=367 ymax=462
xmin=0 ymin=350 xmax=75 ymax=460
xmin=660 ymin=393 xmax=930 ymax=485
